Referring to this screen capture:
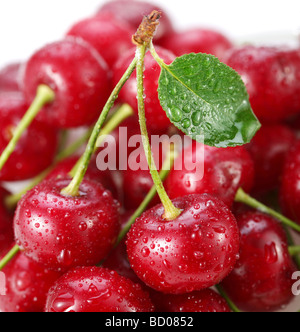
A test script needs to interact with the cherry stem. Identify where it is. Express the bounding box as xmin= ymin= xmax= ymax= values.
xmin=284 ymin=227 xmax=300 ymax=269
xmin=0 ymin=84 xmax=55 ymax=173
xmin=61 ymin=57 xmax=137 ymax=197
xmin=0 ymin=244 xmax=20 ymax=271
xmin=69 ymin=103 xmax=134 ymax=178
xmin=136 ymin=44 xmax=181 ymax=221
xmin=235 ymin=188 xmax=300 ymax=233
xmin=289 ymin=246 xmax=300 ymax=257
xmin=115 ymin=145 xmax=177 ymax=247
xmin=215 ymin=285 xmax=241 ymax=313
